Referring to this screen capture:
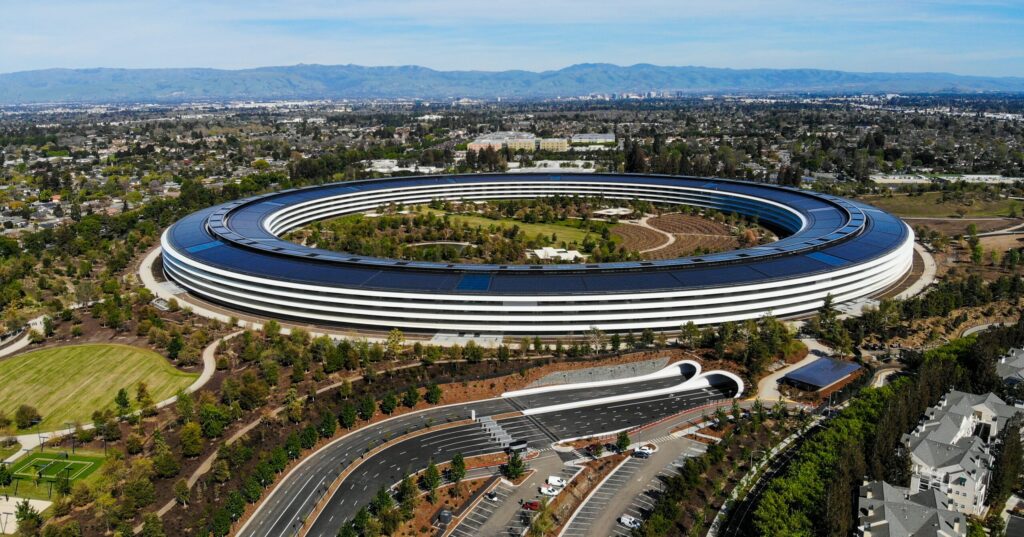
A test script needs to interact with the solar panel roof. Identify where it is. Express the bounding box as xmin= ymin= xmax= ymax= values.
xmin=164 ymin=173 xmax=910 ymax=295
